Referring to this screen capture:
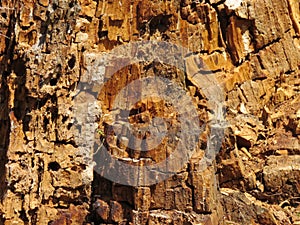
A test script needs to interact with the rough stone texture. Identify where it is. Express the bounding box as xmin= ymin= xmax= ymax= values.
xmin=263 ymin=155 xmax=300 ymax=204
xmin=0 ymin=0 xmax=299 ymax=224
xmin=221 ymin=188 xmax=293 ymax=225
